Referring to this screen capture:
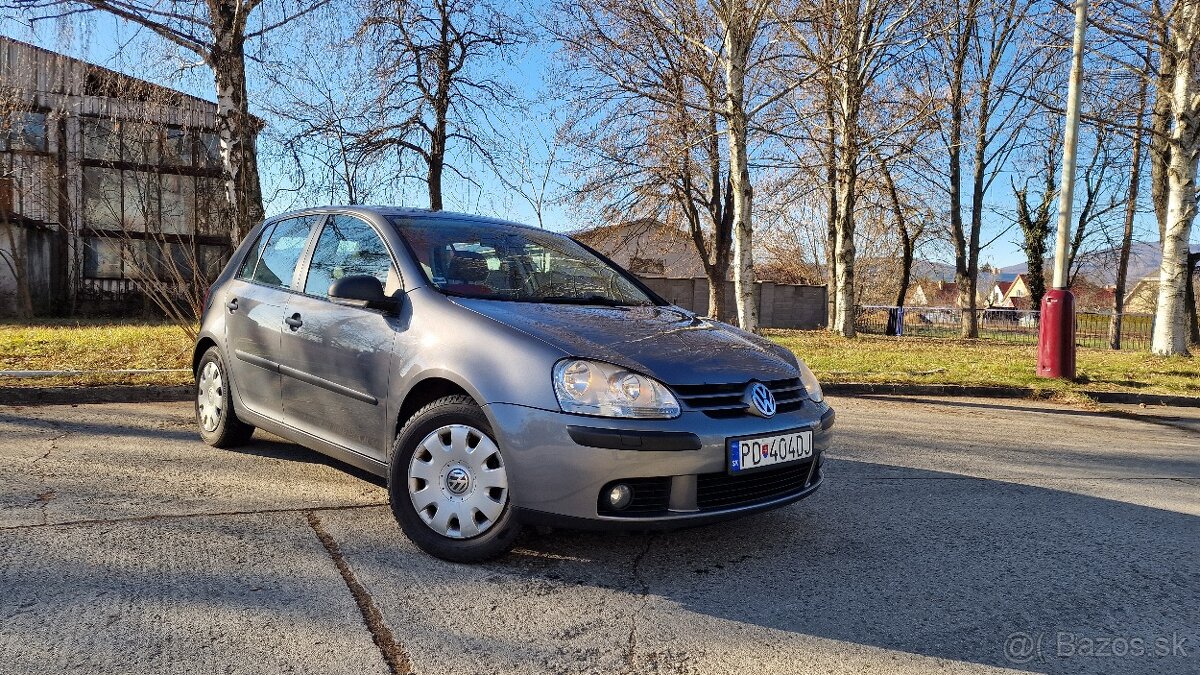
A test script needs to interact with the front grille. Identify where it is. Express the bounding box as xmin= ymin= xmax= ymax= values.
xmin=597 ymin=477 xmax=671 ymax=516
xmin=671 ymin=377 xmax=807 ymax=418
xmin=696 ymin=461 xmax=816 ymax=510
